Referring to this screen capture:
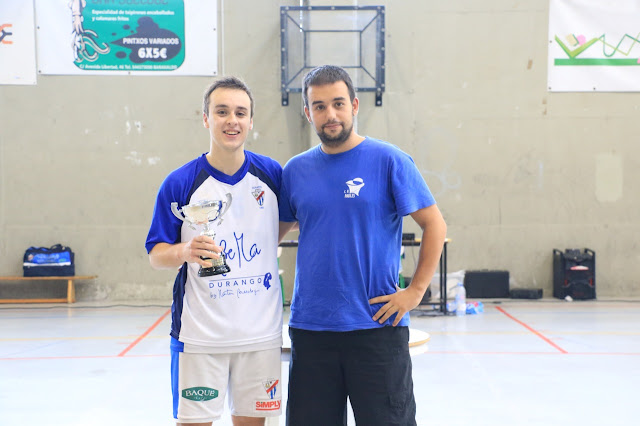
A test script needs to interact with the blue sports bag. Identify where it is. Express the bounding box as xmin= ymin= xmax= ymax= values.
xmin=23 ymin=244 xmax=75 ymax=277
